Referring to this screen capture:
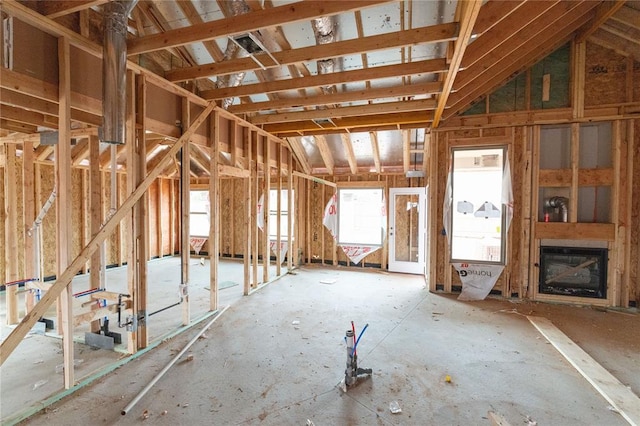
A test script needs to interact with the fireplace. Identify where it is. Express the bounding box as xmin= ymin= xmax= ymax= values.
xmin=539 ymin=246 xmax=607 ymax=299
